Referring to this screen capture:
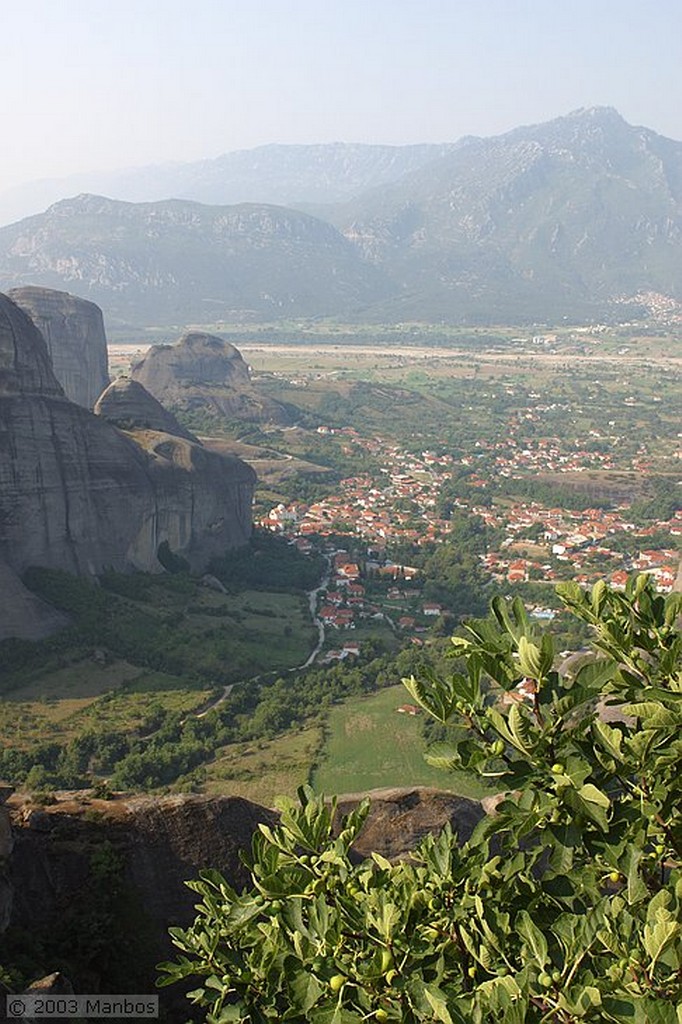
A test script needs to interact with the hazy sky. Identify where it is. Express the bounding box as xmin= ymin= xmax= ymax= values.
xmin=2 ymin=0 xmax=681 ymax=193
